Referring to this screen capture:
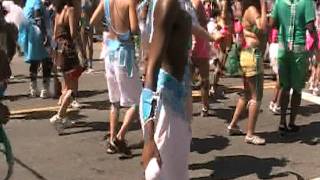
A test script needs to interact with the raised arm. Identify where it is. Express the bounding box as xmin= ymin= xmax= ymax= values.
xmin=90 ymin=0 xmax=105 ymax=27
